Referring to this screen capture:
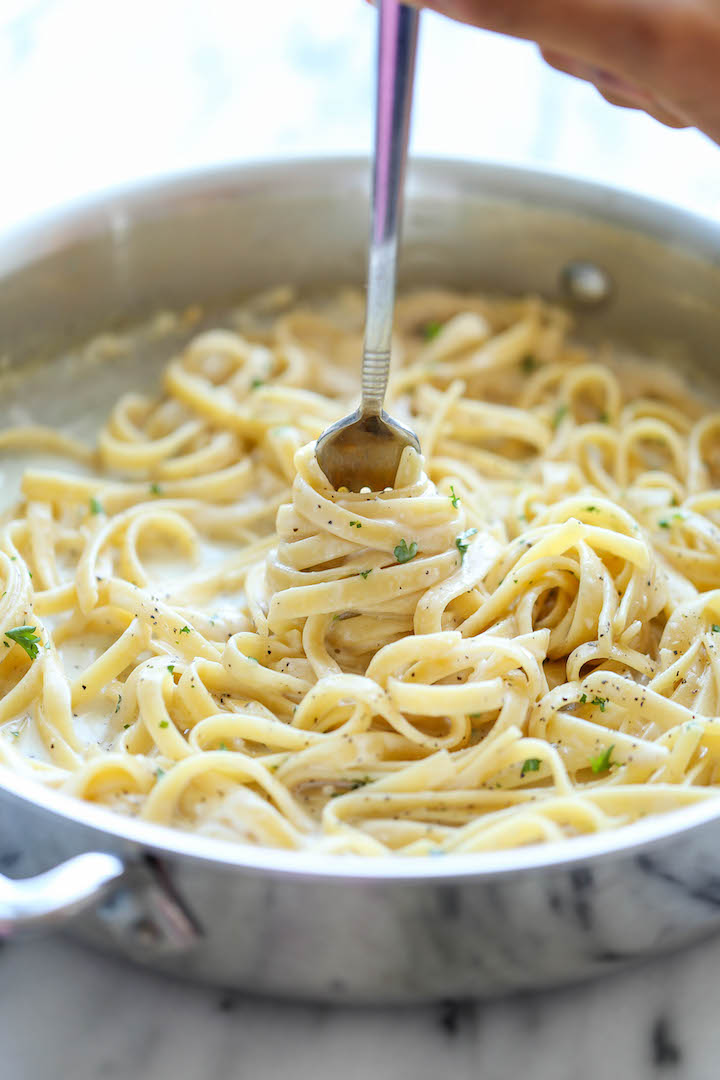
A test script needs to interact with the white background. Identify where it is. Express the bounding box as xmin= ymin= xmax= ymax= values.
xmin=2 ymin=0 xmax=720 ymax=231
